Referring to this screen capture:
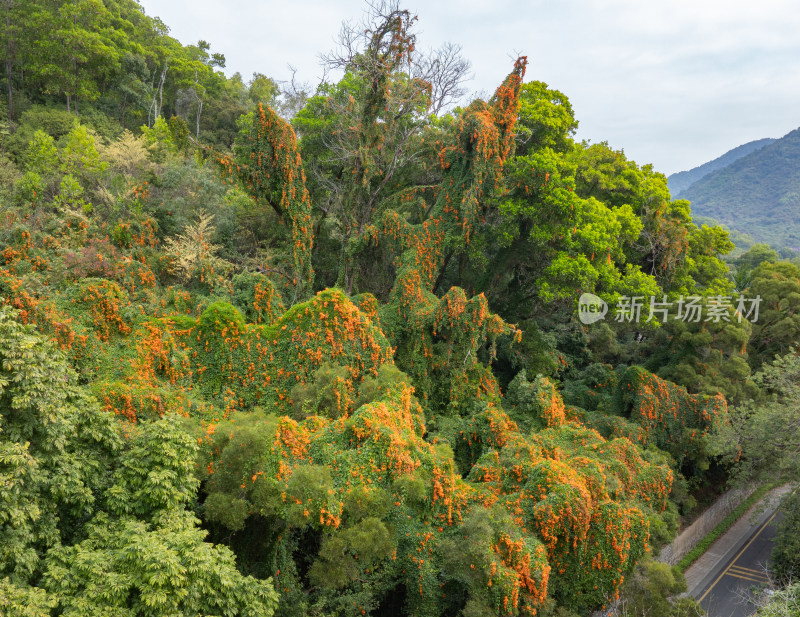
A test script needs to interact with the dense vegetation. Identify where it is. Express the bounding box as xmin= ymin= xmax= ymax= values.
xmin=2 ymin=1 xmax=800 ymax=616
xmin=673 ymin=128 xmax=800 ymax=250
xmin=667 ymin=138 xmax=775 ymax=197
